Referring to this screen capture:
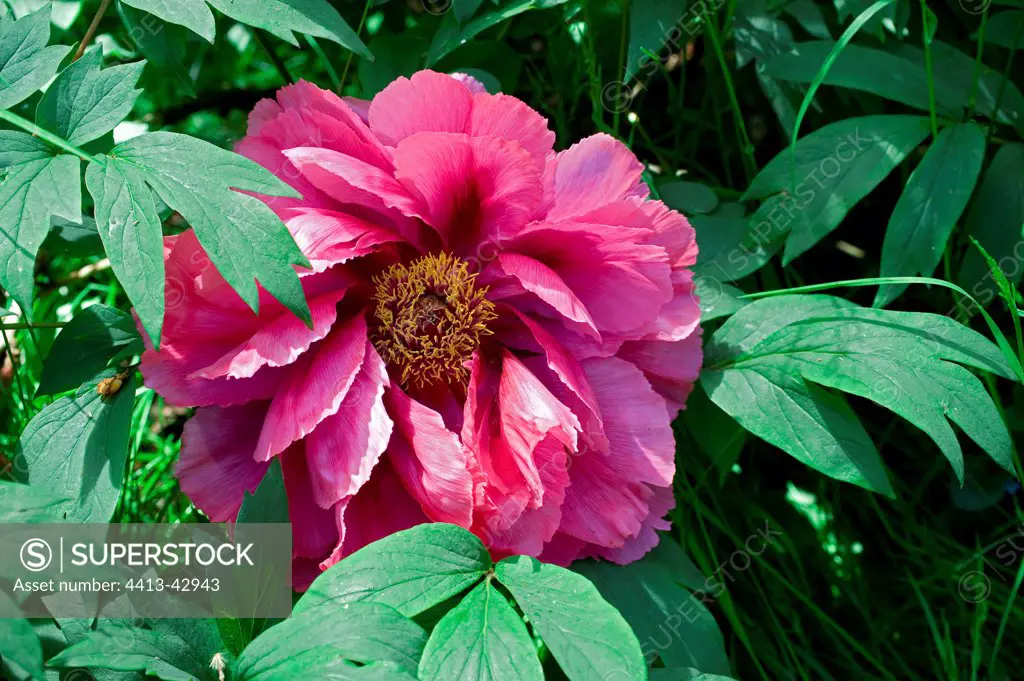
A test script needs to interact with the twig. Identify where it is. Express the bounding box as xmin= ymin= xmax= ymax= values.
xmin=74 ymin=0 xmax=113 ymax=61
